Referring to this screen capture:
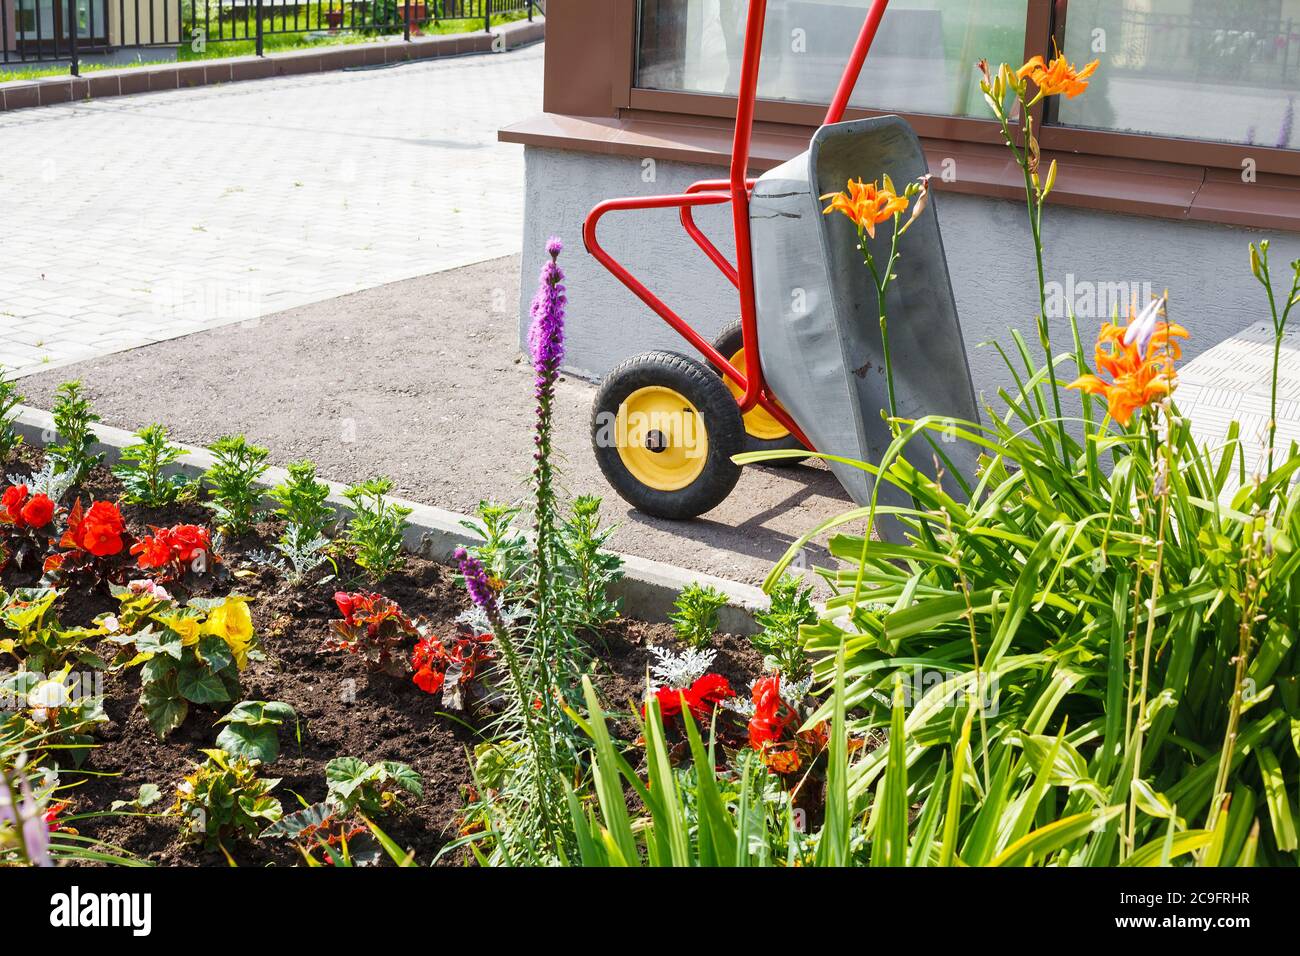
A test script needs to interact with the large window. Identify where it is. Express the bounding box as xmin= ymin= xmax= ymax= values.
xmin=1055 ymin=0 xmax=1300 ymax=147
xmin=636 ymin=0 xmax=1300 ymax=150
xmin=638 ymin=0 xmax=1029 ymax=118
